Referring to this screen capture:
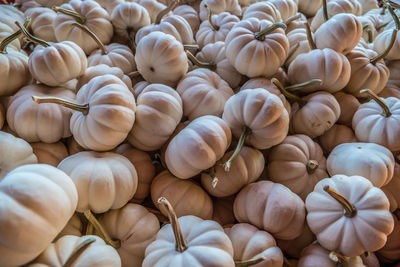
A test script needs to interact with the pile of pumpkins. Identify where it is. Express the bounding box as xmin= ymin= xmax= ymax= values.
xmin=0 ymin=0 xmax=400 ymax=266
